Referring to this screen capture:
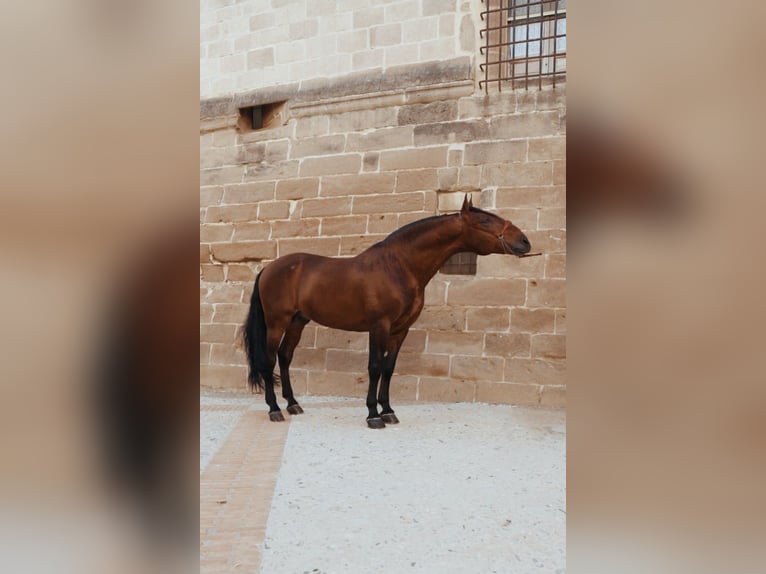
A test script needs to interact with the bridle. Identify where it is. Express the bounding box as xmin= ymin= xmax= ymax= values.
xmin=498 ymin=220 xmax=513 ymax=254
